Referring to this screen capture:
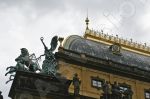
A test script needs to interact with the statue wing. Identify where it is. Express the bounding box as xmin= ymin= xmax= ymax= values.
xmin=50 ymin=36 xmax=58 ymax=52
